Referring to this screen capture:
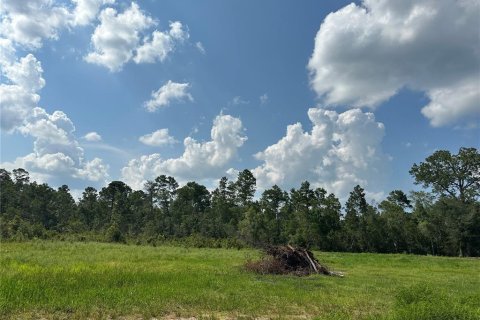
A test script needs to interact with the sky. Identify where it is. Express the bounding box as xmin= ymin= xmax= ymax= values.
xmin=1 ymin=0 xmax=479 ymax=202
